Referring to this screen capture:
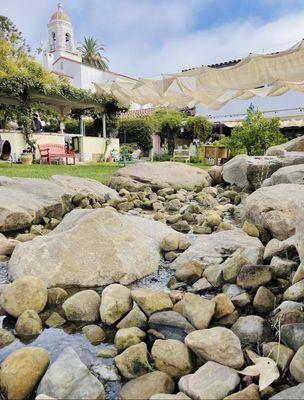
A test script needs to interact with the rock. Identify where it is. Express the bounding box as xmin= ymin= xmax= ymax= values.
xmin=192 ymin=277 xmax=213 ymax=292
xmin=15 ymin=233 xmax=37 ymax=242
xmin=264 ymin=237 xmax=296 ymax=260
xmin=204 ymin=211 xmax=222 ymax=228
xmin=161 ymin=234 xmax=180 ymax=251
xmin=222 ymin=154 xmax=304 ymax=190
xmin=115 ymin=327 xmax=146 ymax=351
xmin=148 ymin=311 xmax=194 ymax=341
xmin=111 ymin=162 xmax=211 ymax=191
xmin=222 ymin=251 xmax=251 ymax=283
xmin=209 ymin=165 xmax=223 ymax=184
xmin=37 ymin=347 xmax=104 ymax=399
xmin=120 ymin=371 xmax=174 ymax=400
xmin=293 ymin=264 xmax=304 ymax=285
xmin=231 ymin=292 xmax=251 ymax=307
xmin=263 ymin=342 xmax=294 ymax=371
xmin=1 ymin=347 xmax=49 ymax=400
xmin=167 ymin=199 xmax=182 ymax=212
xmin=290 ymin=345 xmax=304 ymax=382
xmin=224 ymin=384 xmax=260 ymax=400
xmin=171 ymin=229 xmax=264 ymax=271
xmin=244 ymin=184 xmax=304 ymax=240
xmin=131 ymin=289 xmax=173 ymax=316
xmin=174 ymin=260 xmax=203 ymax=284
xmin=267 ymin=136 xmax=304 ymax=154
xmin=212 ymin=294 xmax=235 ymax=319
xmin=0 ymin=235 xmax=19 ymax=255
xmin=45 ymin=312 xmax=66 ymax=328
xmin=178 ymin=237 xmax=191 ymax=251
xmin=150 ymin=394 xmax=191 ymax=400
xmin=82 ymin=325 xmax=106 ymax=345
xmin=100 ymin=284 xmax=132 ymax=325
xmin=217 ymin=310 xmax=239 ymax=327
xmin=97 ymin=347 xmax=118 ymax=358
xmin=9 ymin=209 xmax=179 ymax=287
xmin=62 ymin=290 xmax=100 ymax=322
xmin=253 ymin=286 xmax=276 ymax=313
xmin=281 ymin=323 xmax=304 ymax=351
xmin=0 ymin=328 xmax=15 ymax=348
xmin=50 ymin=174 xmax=118 ymax=200
xmin=178 ymin=361 xmax=240 ymax=400
xmin=185 ymin=327 xmax=244 ymax=369
xmin=283 ymin=280 xmax=304 ymax=301
xmin=172 ymin=220 xmax=191 ymax=233
xmin=47 ymin=288 xmax=68 ymax=306
xmin=165 ymin=251 xmax=178 ymax=261
xmin=15 ymin=309 xmax=42 ymax=336
xmin=231 ymin=315 xmax=272 ymax=344
xmin=196 ymin=192 xmax=218 ymax=208
xmin=237 ymin=265 xmax=272 ymax=289
xmin=151 ymin=339 xmax=194 ymax=379
xmin=116 ymin=306 xmax=147 ymax=330
xmin=269 ymin=383 xmax=304 ymax=399
xmin=263 ymin=164 xmax=304 ymax=186
xmin=183 ymin=293 xmax=215 ymax=330
xmin=242 ymin=221 xmax=260 ymax=237
xmin=115 ymin=342 xmax=149 ymax=379
xmin=91 ymin=364 xmax=120 ymax=381
xmin=270 ymin=256 xmax=297 ymax=278
xmin=193 ymin=225 xmax=212 ymax=234
xmin=0 ymin=276 xmax=47 ymax=318
xmin=203 ymin=264 xmax=224 ymax=287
